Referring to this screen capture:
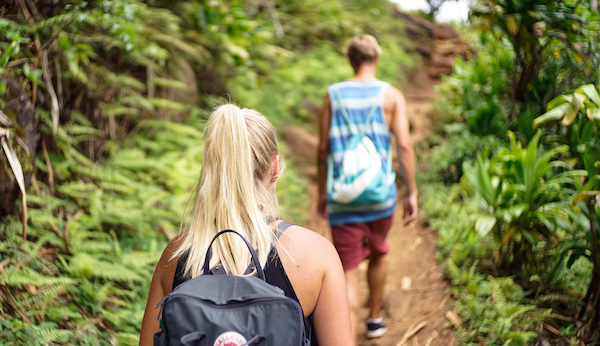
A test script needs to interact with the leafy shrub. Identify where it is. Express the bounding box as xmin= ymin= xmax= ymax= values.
xmin=462 ymin=131 xmax=585 ymax=285
xmin=424 ymin=125 xmax=502 ymax=184
xmin=421 ymin=184 xmax=550 ymax=345
xmin=435 ymin=31 xmax=514 ymax=136
xmin=533 ymin=78 xmax=600 ymax=341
